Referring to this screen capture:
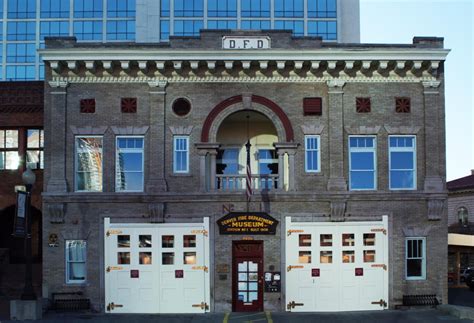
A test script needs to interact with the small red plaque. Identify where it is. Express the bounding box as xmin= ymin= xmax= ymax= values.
xmin=130 ymin=269 xmax=139 ymax=278
xmin=175 ymin=270 xmax=184 ymax=278
xmin=312 ymin=268 xmax=320 ymax=277
xmin=355 ymin=268 xmax=363 ymax=276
